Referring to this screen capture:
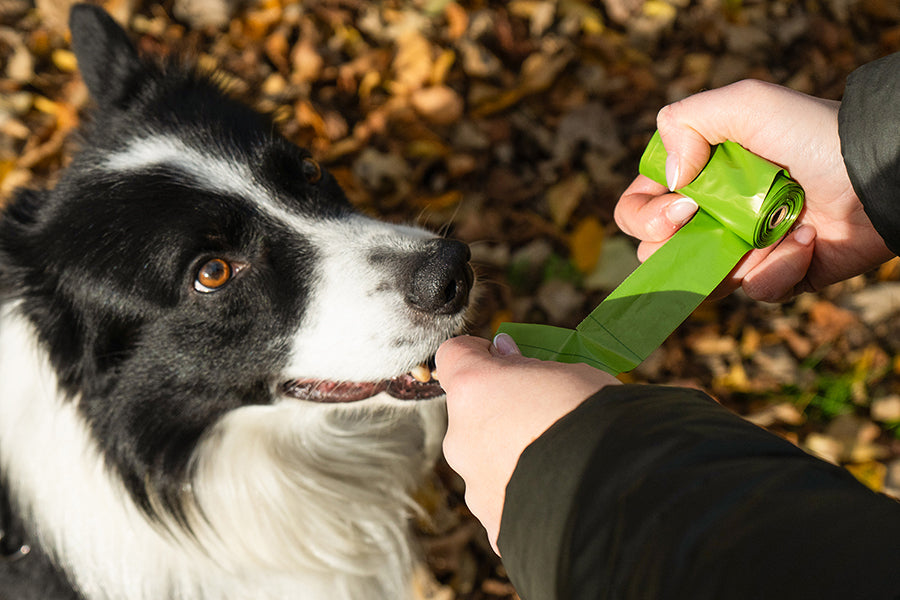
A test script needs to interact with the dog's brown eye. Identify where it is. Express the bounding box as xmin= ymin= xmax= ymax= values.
xmin=195 ymin=258 xmax=232 ymax=292
xmin=302 ymin=157 xmax=322 ymax=183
